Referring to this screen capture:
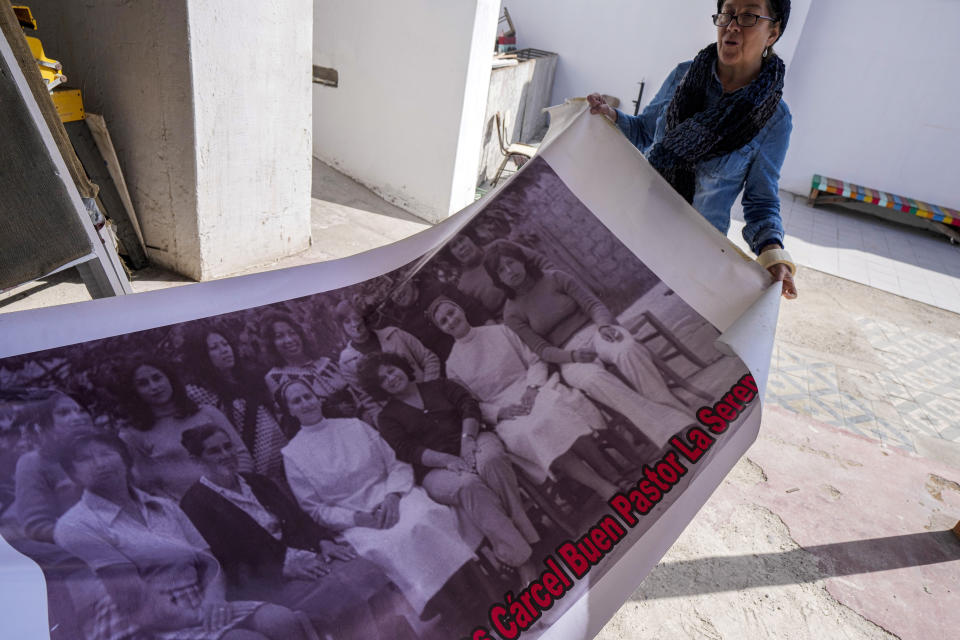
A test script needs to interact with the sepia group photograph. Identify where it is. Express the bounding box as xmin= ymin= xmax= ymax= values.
xmin=0 ymin=157 xmax=753 ymax=640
